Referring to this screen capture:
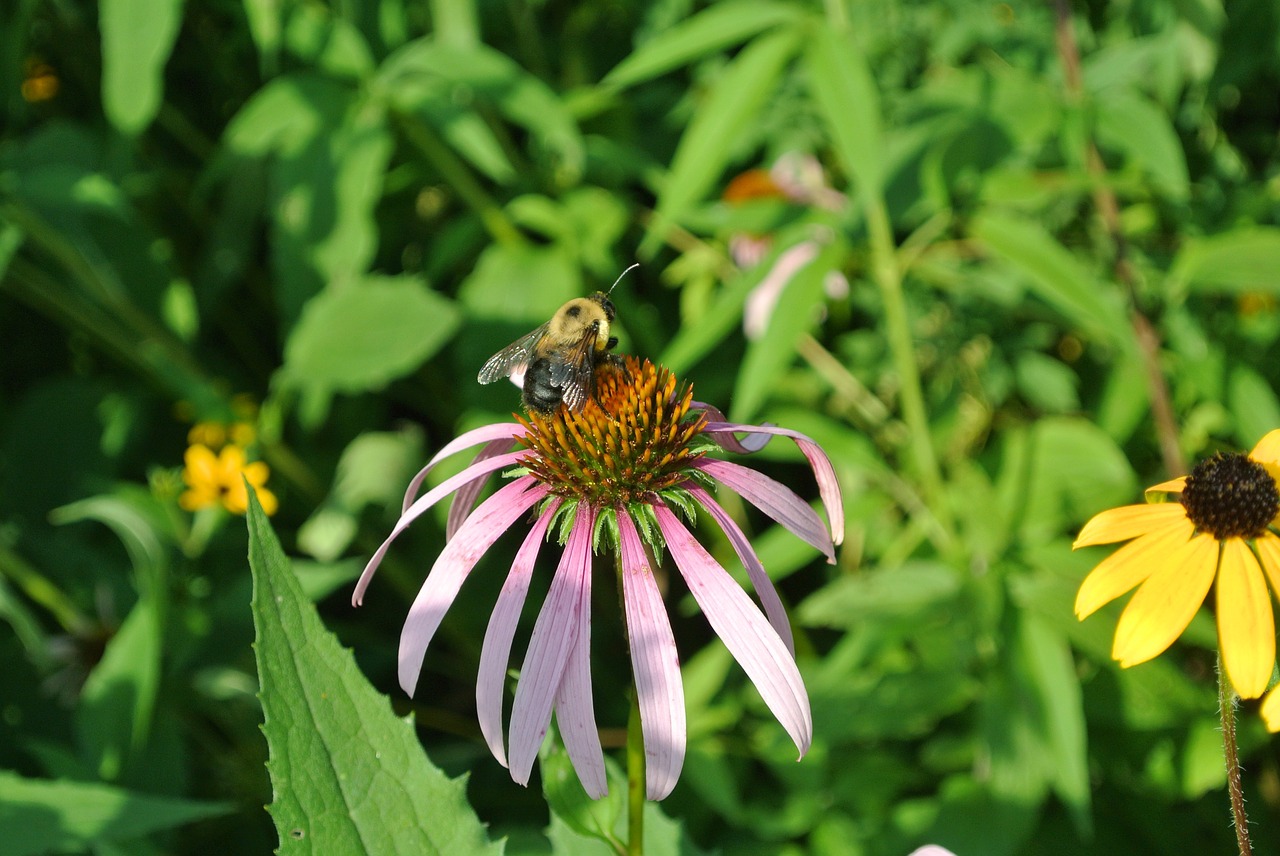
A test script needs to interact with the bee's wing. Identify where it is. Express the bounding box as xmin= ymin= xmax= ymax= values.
xmin=548 ymin=326 xmax=601 ymax=411
xmin=477 ymin=323 xmax=549 ymax=384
